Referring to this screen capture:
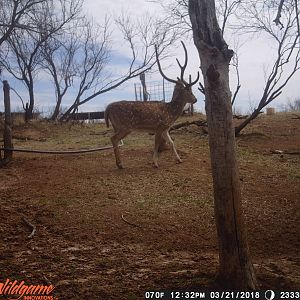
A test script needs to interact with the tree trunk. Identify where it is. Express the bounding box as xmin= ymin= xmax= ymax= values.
xmin=50 ymin=75 xmax=64 ymax=121
xmin=235 ymin=108 xmax=262 ymax=135
xmin=50 ymin=95 xmax=62 ymax=121
xmin=27 ymin=81 xmax=35 ymax=120
xmin=189 ymin=0 xmax=257 ymax=289
xmin=60 ymin=98 xmax=79 ymax=121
